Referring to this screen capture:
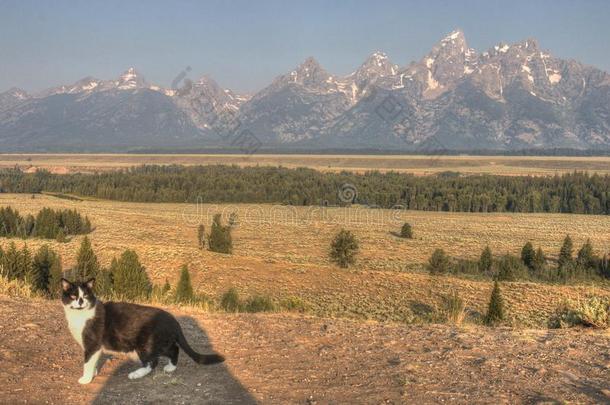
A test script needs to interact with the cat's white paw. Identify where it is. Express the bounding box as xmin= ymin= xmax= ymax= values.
xmin=163 ymin=363 xmax=177 ymax=373
xmin=78 ymin=375 xmax=93 ymax=384
xmin=128 ymin=365 xmax=152 ymax=380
